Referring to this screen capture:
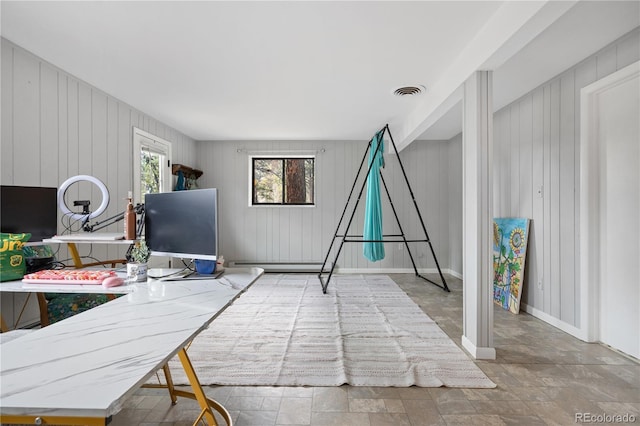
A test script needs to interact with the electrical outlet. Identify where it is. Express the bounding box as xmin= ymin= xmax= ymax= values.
xmin=536 ymin=185 xmax=544 ymax=198
xmin=398 ymin=243 xmax=403 ymax=250
xmin=537 ymin=279 xmax=543 ymax=290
